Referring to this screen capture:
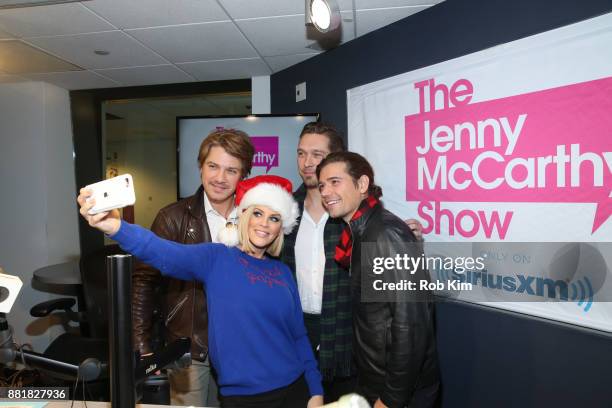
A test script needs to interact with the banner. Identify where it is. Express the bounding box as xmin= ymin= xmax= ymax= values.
xmin=348 ymin=13 xmax=612 ymax=332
